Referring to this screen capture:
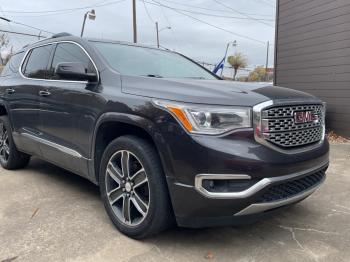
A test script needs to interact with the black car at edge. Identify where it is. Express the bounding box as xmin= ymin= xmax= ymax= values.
xmin=0 ymin=33 xmax=329 ymax=239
